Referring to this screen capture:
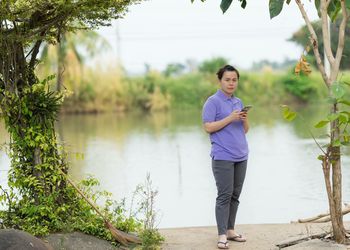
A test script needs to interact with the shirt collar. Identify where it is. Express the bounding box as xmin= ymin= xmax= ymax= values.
xmin=216 ymin=89 xmax=238 ymax=103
